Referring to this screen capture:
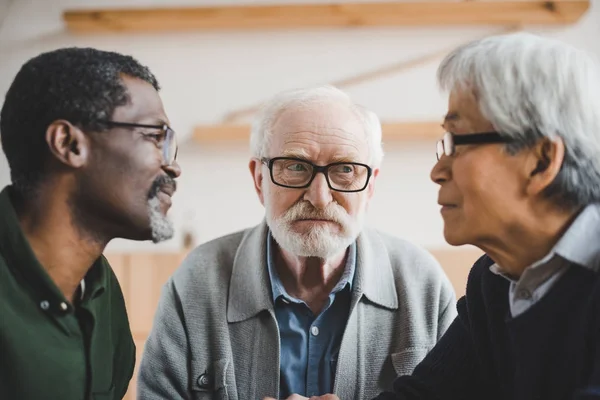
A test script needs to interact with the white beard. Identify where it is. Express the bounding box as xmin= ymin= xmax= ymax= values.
xmin=147 ymin=196 xmax=175 ymax=243
xmin=264 ymin=186 xmax=365 ymax=259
